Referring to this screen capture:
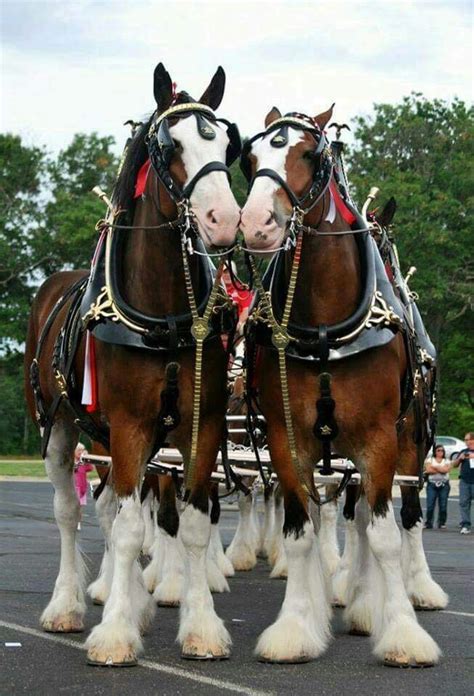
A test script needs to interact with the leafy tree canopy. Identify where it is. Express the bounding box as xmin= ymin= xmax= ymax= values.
xmin=347 ymin=94 xmax=473 ymax=433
